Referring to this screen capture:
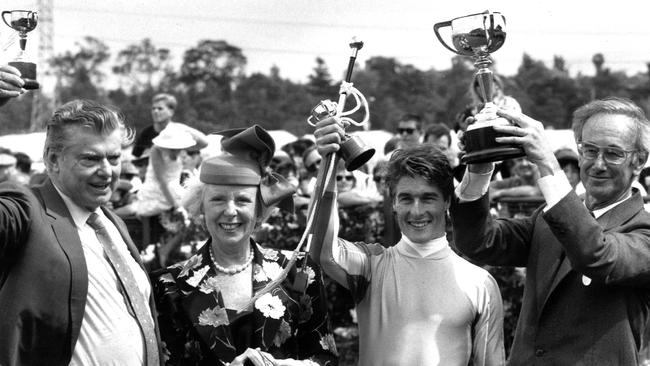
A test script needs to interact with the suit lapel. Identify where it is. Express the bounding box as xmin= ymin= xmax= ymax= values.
xmin=539 ymin=193 xmax=645 ymax=314
xmin=34 ymin=179 xmax=89 ymax=355
xmin=534 ymin=219 xmax=566 ymax=316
